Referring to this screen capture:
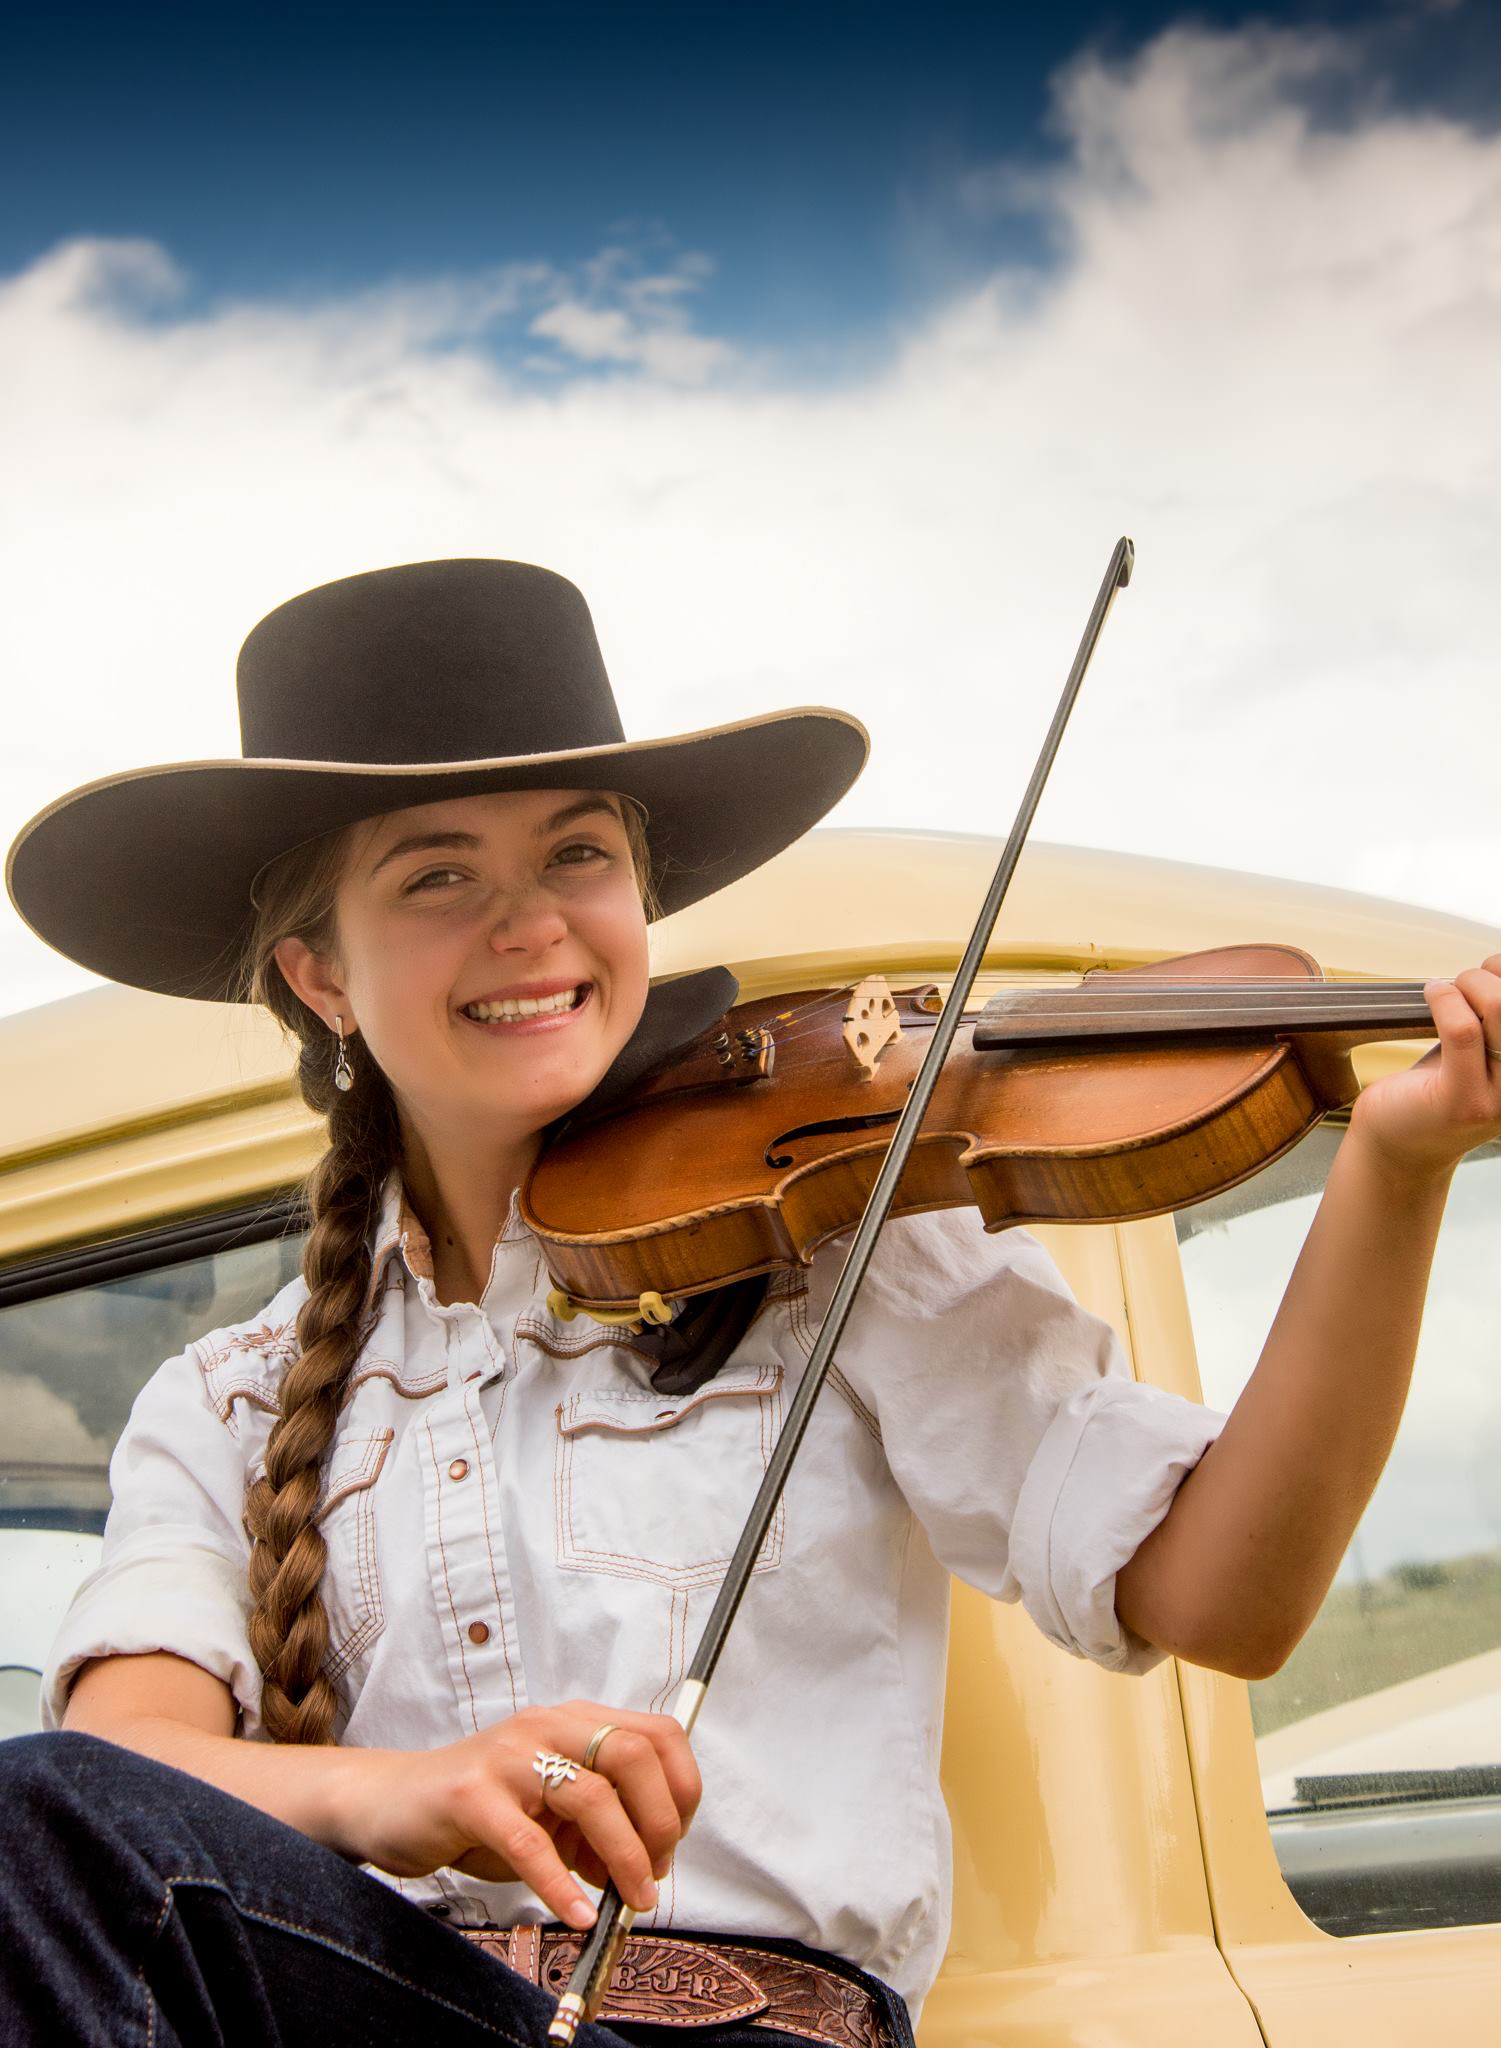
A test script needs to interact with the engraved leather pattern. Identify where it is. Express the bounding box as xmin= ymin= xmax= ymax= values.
xmin=720 ymin=1944 xmax=888 ymax=2048
xmin=460 ymin=1928 xmax=889 ymax=2047
xmin=538 ymin=1933 xmax=768 ymax=2025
